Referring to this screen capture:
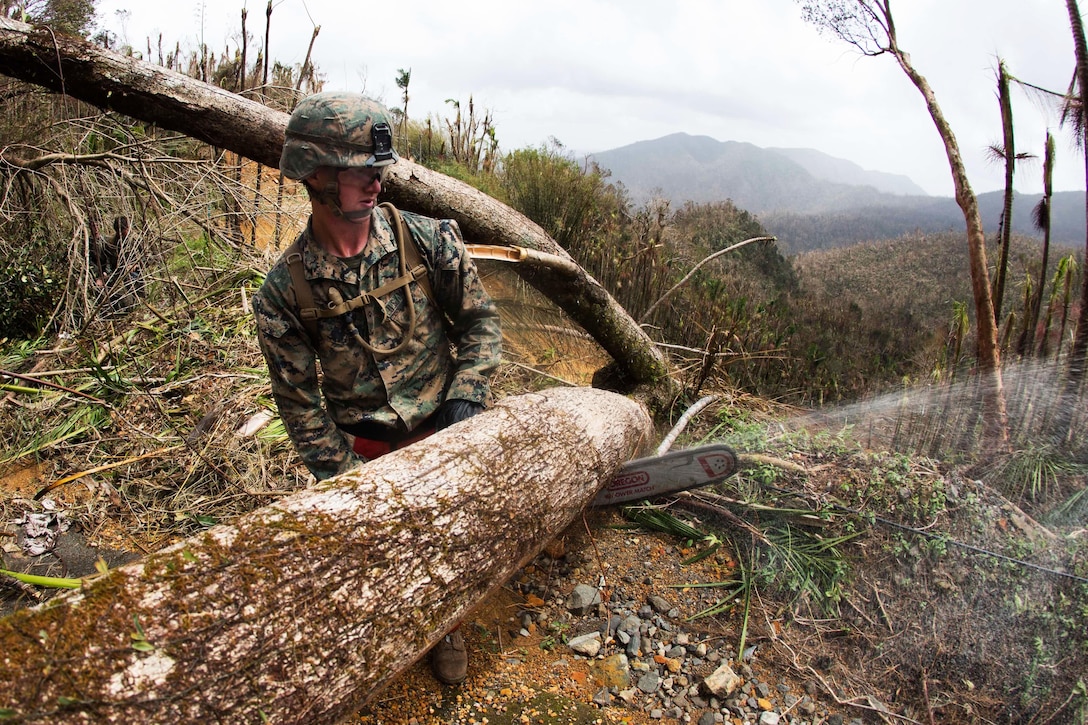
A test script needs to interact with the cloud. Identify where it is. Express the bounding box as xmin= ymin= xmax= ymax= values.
xmin=96 ymin=0 xmax=1083 ymax=197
